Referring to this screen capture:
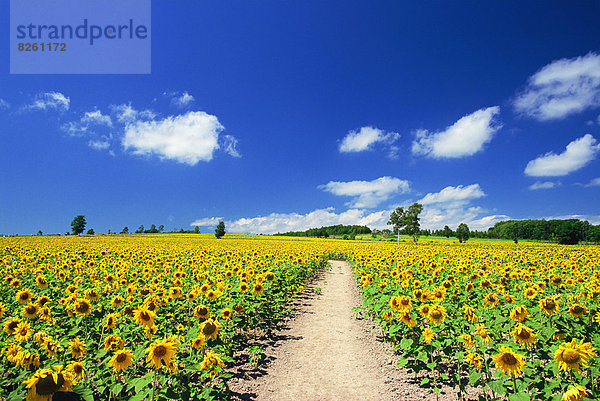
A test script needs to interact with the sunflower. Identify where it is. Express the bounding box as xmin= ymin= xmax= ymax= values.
xmin=397 ymin=296 xmax=412 ymax=311
xmin=252 ymin=282 xmax=265 ymax=295
xmin=568 ymin=303 xmax=587 ymax=319
xmin=103 ymin=335 xmax=124 ymax=351
xmin=200 ymin=351 xmax=224 ymax=375
xmin=19 ymin=351 xmax=40 ymax=370
xmin=191 ymin=336 xmax=206 ymax=350
xmin=555 ymin=339 xmax=596 ymax=373
xmin=463 ymin=306 xmax=478 ymax=323
xmin=561 ymin=385 xmax=587 ymax=401
xmin=14 ymin=321 xmax=33 ymax=342
xmin=418 ymin=304 xmax=431 ymax=318
xmin=389 ymin=296 xmax=400 ymax=310
xmin=239 ymin=282 xmax=249 ymax=293
xmin=69 ymin=338 xmax=86 ymax=359
xmin=475 ymin=324 xmax=491 ymax=344
xmin=146 ymin=338 xmax=178 ymax=369
xmin=133 ymin=308 xmax=156 ymax=328
xmin=104 ymin=313 xmax=119 ymax=329
xmin=5 ymin=343 xmax=22 ymax=364
xmin=427 ymin=305 xmax=446 ymax=325
xmin=423 ymin=328 xmax=435 ymax=343
xmin=66 ymin=361 xmax=86 ymax=381
xmin=16 ymin=289 xmax=34 ymax=305
xmin=73 ymin=299 xmax=92 ymax=316
xmin=35 ymin=275 xmax=49 ymax=289
xmin=84 ymin=289 xmax=100 ymax=302
xmin=0 ymin=302 xmax=6 ymax=319
xmin=221 ymin=308 xmax=233 ymax=320
xmin=595 ymin=311 xmax=600 ymax=325
xmin=109 ymin=349 xmax=135 ymax=372
xmin=511 ymin=324 xmax=537 ymax=348
xmin=200 ymin=318 xmax=221 ymax=340
xmin=24 ymin=366 xmax=74 ymax=401
xmin=492 ymin=346 xmax=525 ymax=377
xmin=460 ymin=334 xmax=475 ymax=349
xmin=465 ymin=352 xmax=484 ymax=370
xmin=524 ymin=287 xmax=537 ymax=299
xmin=510 ymin=305 xmax=529 ymax=322
xmin=111 ymin=295 xmax=124 ymax=307
xmin=539 ymin=297 xmax=559 ymax=315
xmin=194 ymin=305 xmax=210 ymax=320
xmin=398 ymin=311 xmax=416 ymax=327
xmin=4 ymin=317 xmax=22 ymax=335
xmin=23 ymin=303 xmax=39 ymax=319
